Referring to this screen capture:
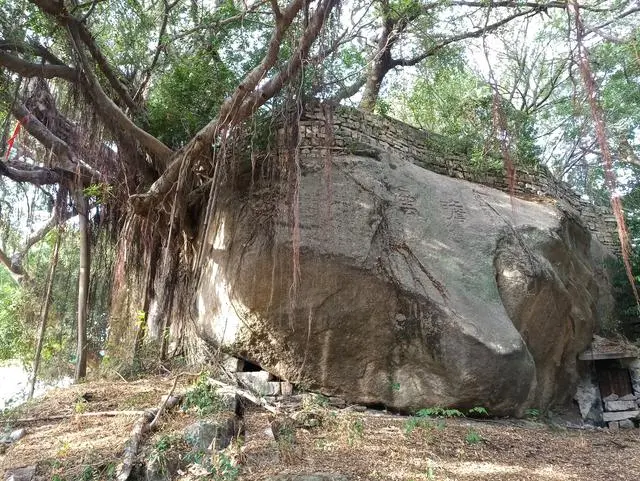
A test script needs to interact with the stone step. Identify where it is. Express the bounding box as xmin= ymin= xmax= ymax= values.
xmin=605 ymin=400 xmax=638 ymax=412
xmin=602 ymin=410 xmax=640 ymax=422
xmin=235 ymin=371 xmax=283 ymax=396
